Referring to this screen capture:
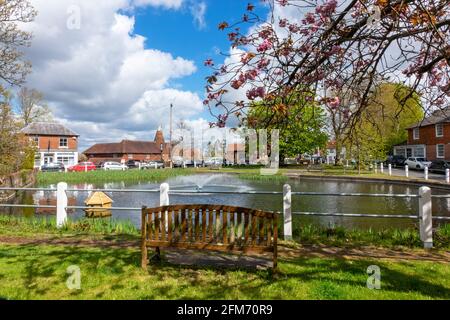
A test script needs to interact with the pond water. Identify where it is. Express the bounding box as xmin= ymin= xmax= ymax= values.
xmin=2 ymin=173 xmax=450 ymax=230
